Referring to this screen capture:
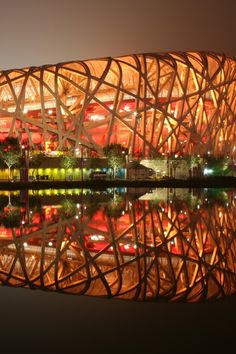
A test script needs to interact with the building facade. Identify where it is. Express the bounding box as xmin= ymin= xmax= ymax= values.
xmin=0 ymin=51 xmax=235 ymax=159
